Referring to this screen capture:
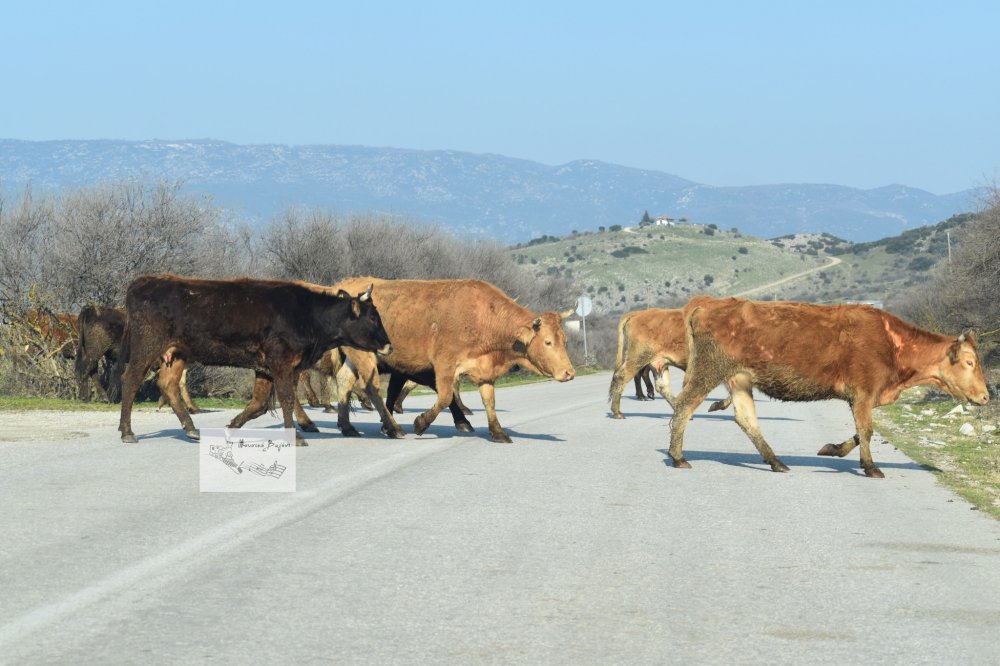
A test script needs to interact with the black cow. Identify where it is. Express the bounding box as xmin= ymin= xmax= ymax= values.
xmin=115 ymin=275 xmax=391 ymax=444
